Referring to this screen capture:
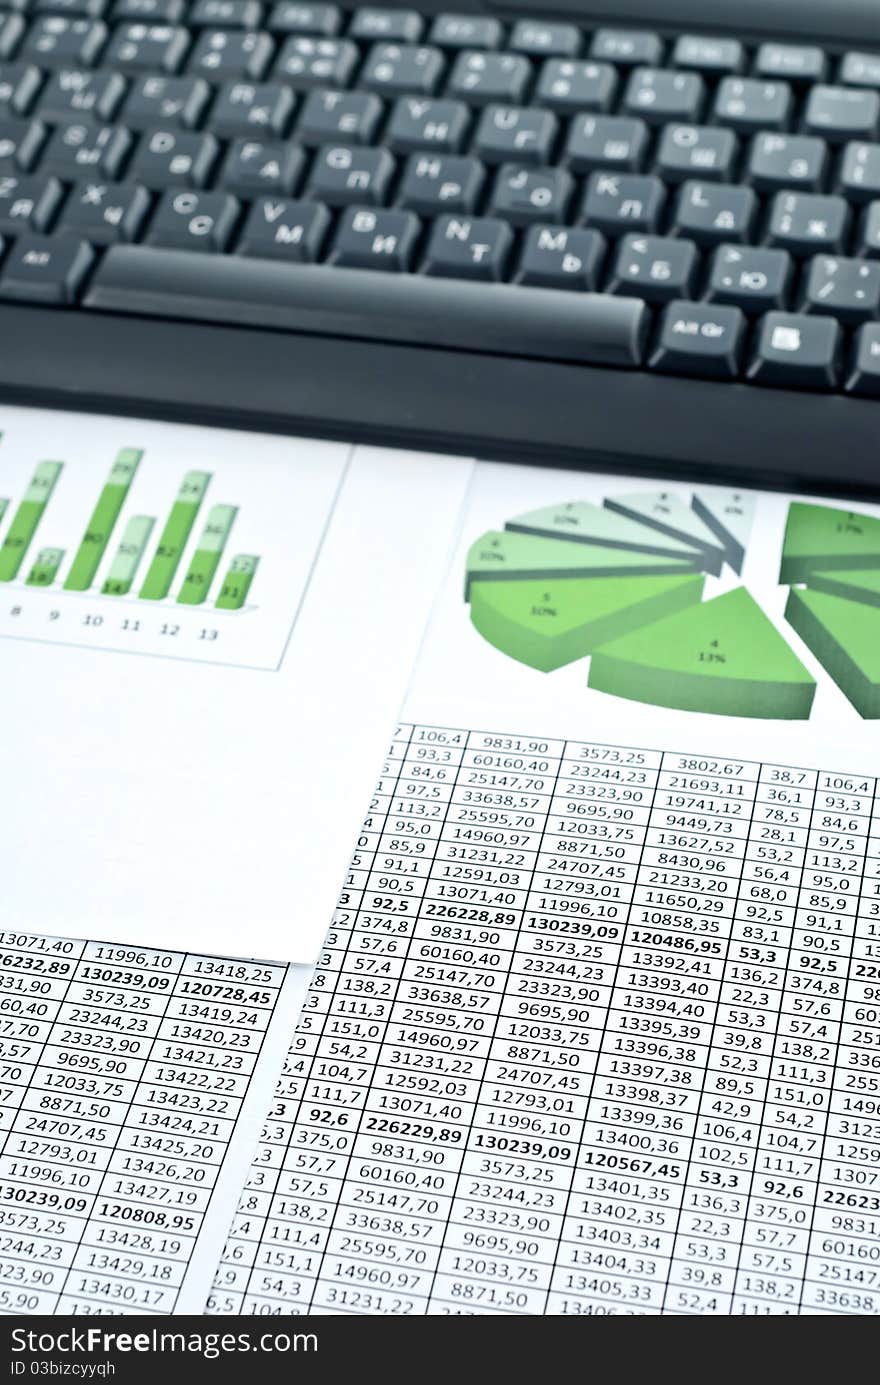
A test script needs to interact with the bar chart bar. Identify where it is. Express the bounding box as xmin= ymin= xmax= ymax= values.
xmin=64 ymin=448 xmax=143 ymax=592
xmin=139 ymin=470 xmax=211 ymax=601
xmin=177 ymin=504 xmax=238 ymax=605
xmin=215 ymin=554 xmax=260 ymax=611
xmin=26 ymin=547 xmax=65 ymax=587
xmin=102 ymin=515 xmax=155 ymax=595
xmin=0 ymin=461 xmax=63 ymax=583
